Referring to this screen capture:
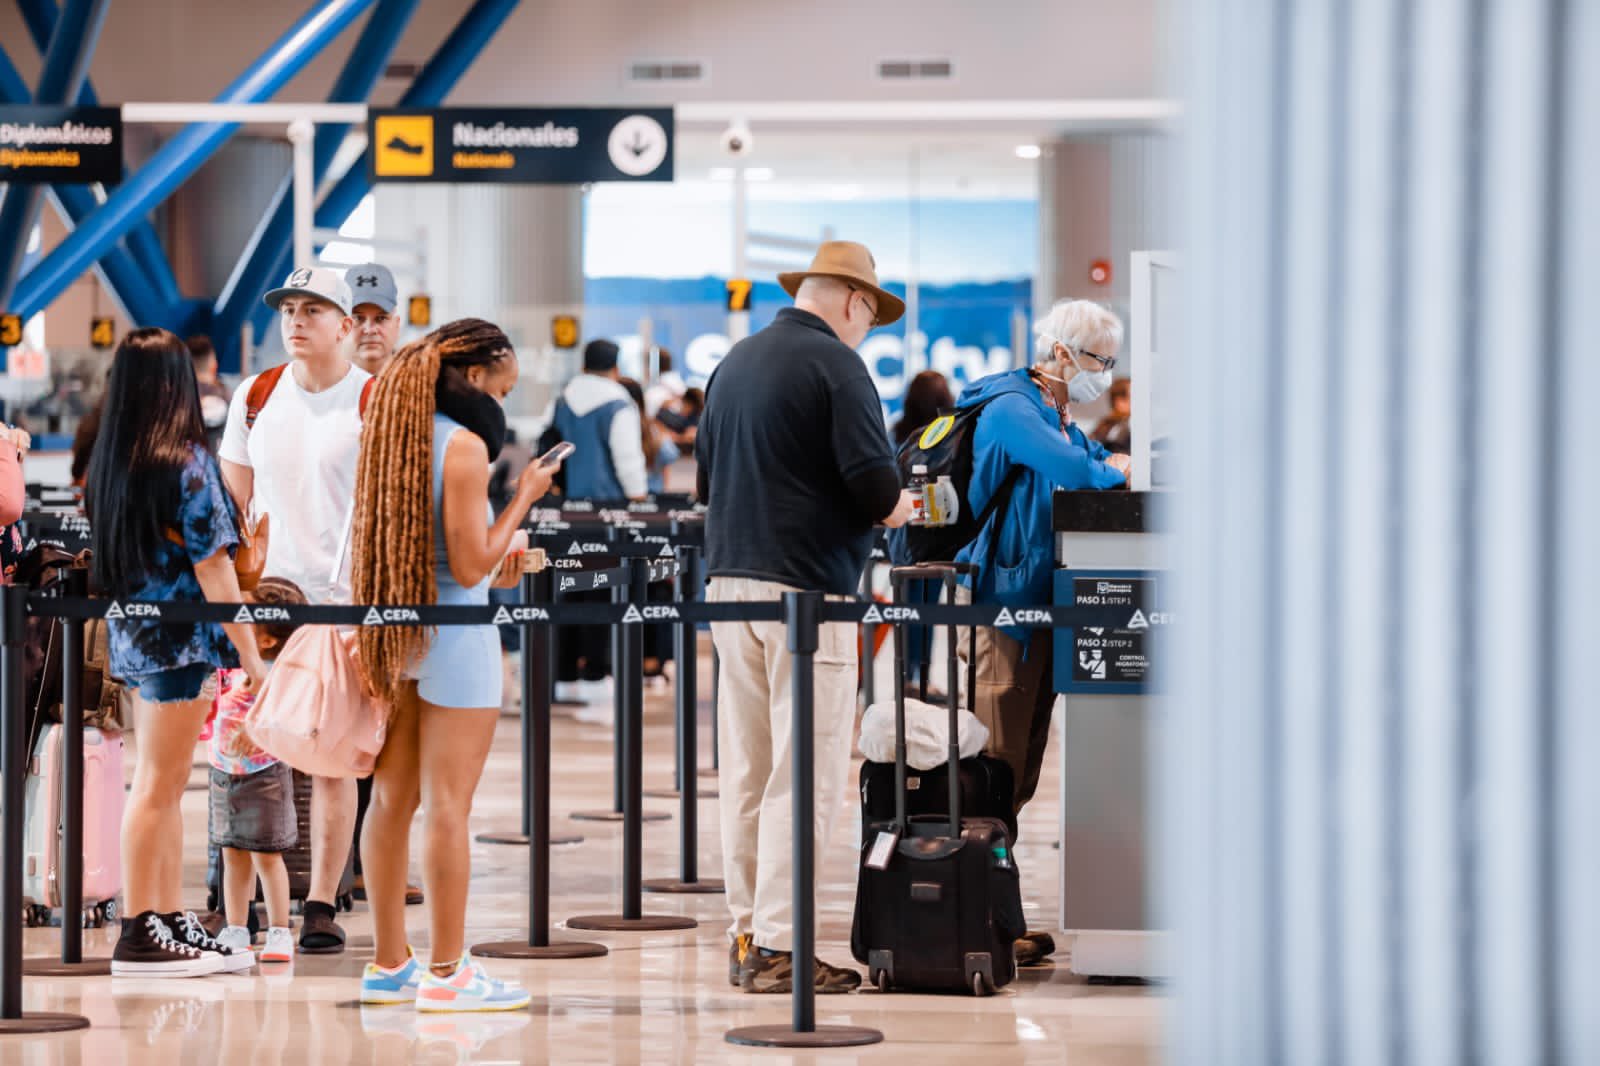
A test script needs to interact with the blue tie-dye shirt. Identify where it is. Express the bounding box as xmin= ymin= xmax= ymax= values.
xmin=106 ymin=445 xmax=241 ymax=680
